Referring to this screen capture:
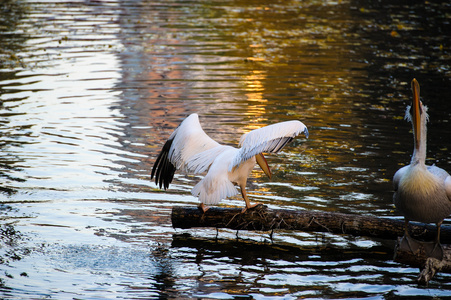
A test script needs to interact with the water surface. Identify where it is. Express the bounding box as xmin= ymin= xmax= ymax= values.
xmin=1 ymin=0 xmax=451 ymax=298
